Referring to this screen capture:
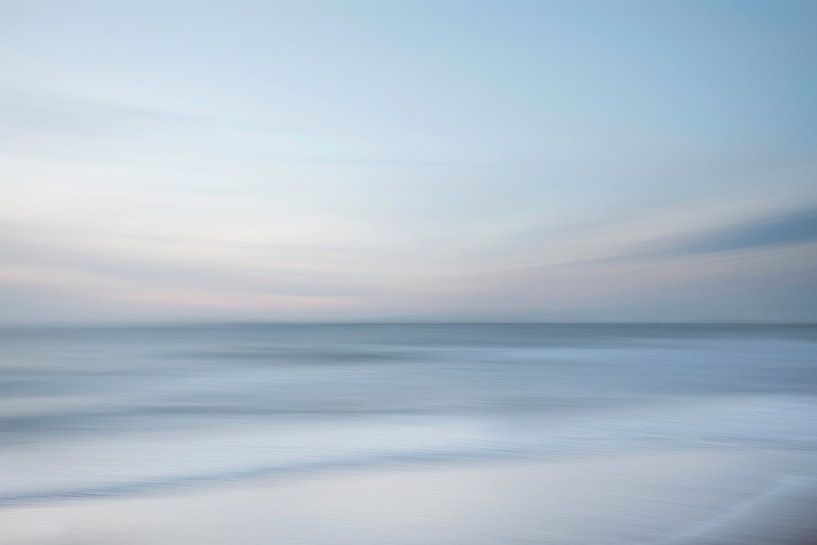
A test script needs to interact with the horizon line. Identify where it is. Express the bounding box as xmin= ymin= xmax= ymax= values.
xmin=2 ymin=320 xmax=816 ymax=330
